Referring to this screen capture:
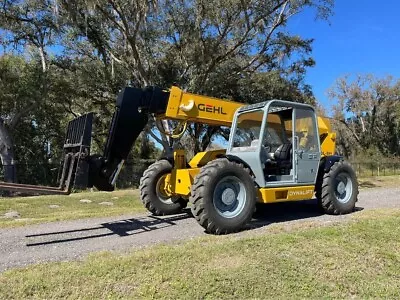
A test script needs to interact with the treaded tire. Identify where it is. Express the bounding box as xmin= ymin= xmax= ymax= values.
xmin=139 ymin=160 xmax=187 ymax=216
xmin=190 ymin=158 xmax=256 ymax=234
xmin=316 ymin=160 xmax=358 ymax=214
